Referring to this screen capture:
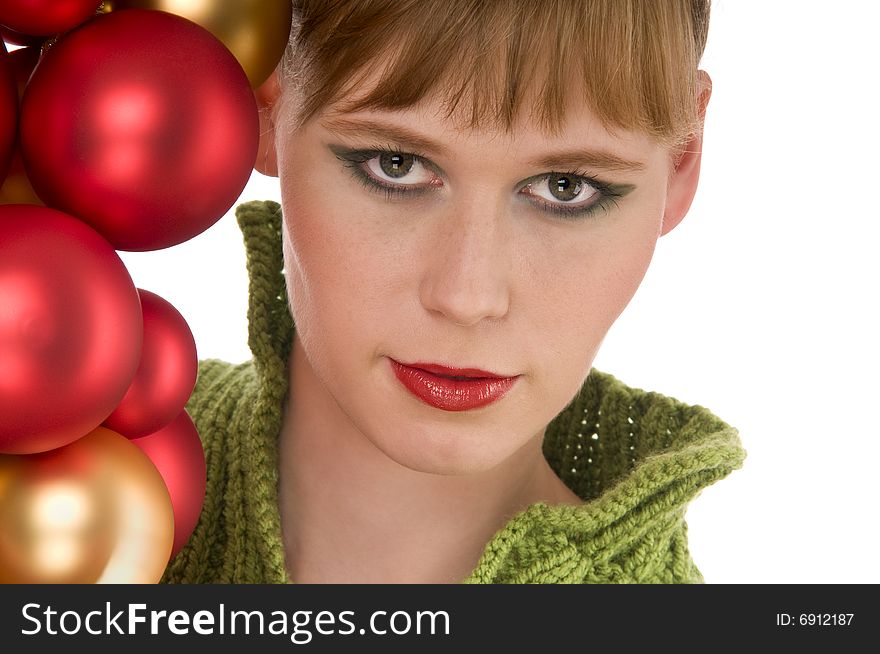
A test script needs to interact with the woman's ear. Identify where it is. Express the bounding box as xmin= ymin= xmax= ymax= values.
xmin=660 ymin=70 xmax=712 ymax=237
xmin=254 ymin=68 xmax=282 ymax=178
